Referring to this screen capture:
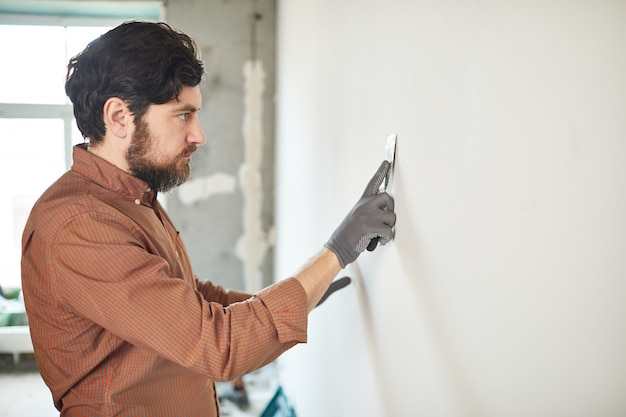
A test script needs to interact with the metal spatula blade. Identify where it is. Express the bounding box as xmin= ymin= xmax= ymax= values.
xmin=382 ymin=133 xmax=397 ymax=192
xmin=367 ymin=134 xmax=397 ymax=251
